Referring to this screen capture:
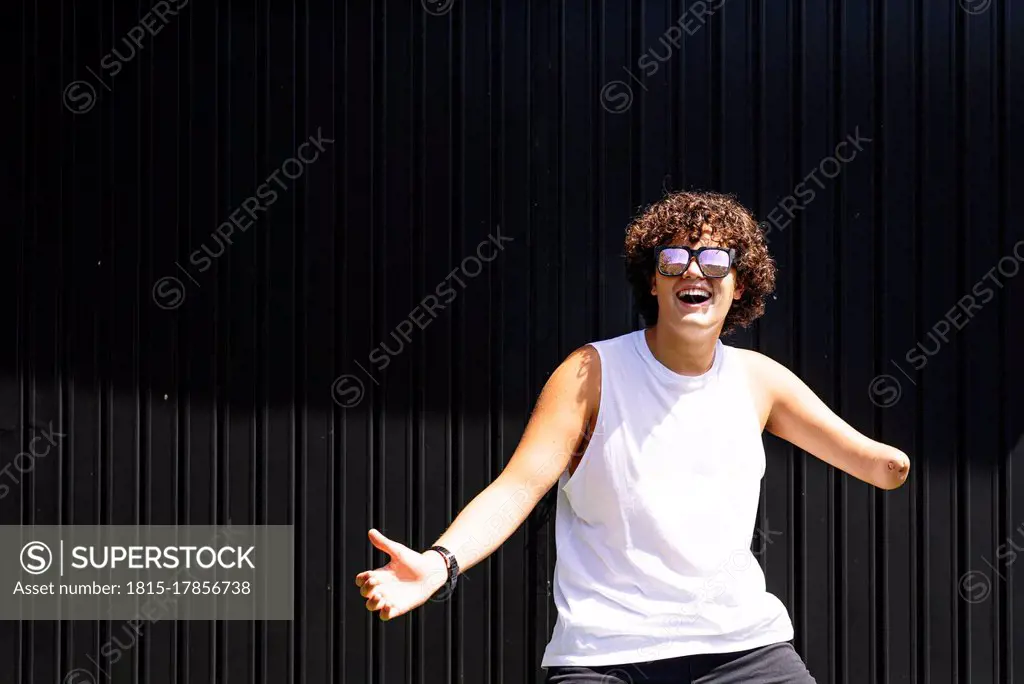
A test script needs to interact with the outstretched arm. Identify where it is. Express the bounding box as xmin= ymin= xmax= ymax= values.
xmin=747 ymin=352 xmax=910 ymax=490
xmin=355 ymin=344 xmax=601 ymax=620
xmin=423 ymin=344 xmax=600 ymax=574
